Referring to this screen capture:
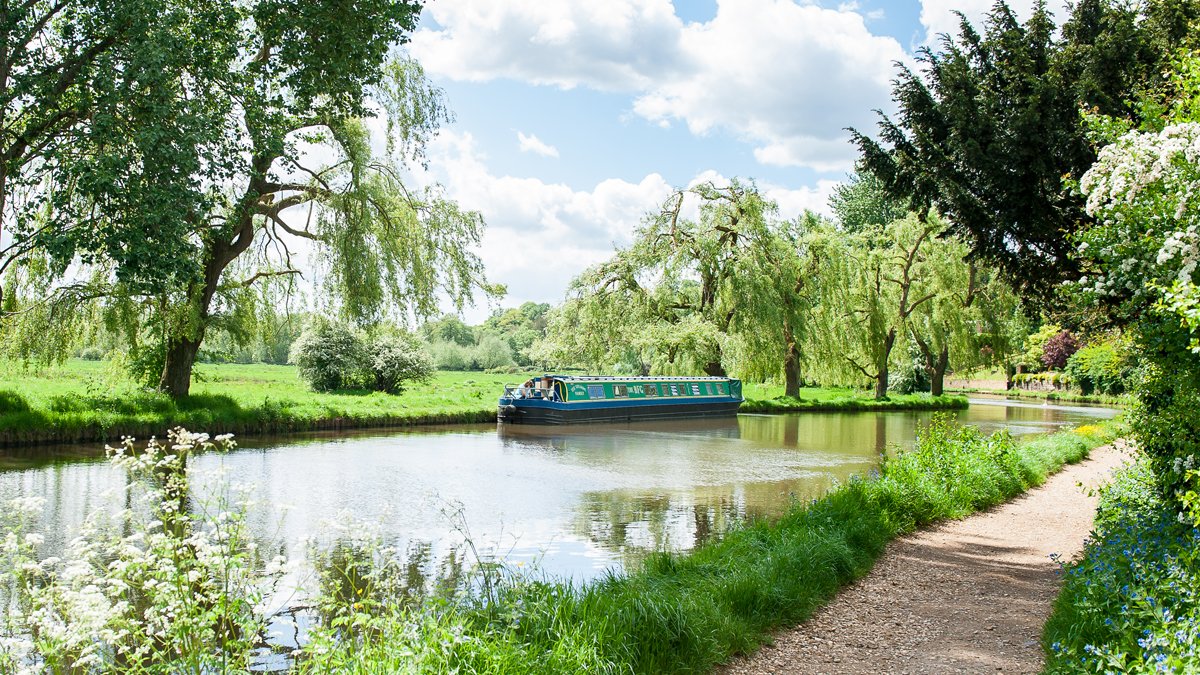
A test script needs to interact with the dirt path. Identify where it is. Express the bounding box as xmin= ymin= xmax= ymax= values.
xmin=719 ymin=441 xmax=1131 ymax=675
